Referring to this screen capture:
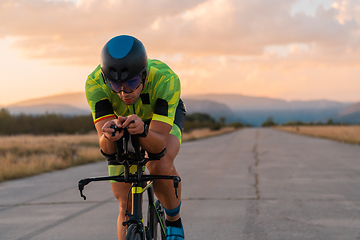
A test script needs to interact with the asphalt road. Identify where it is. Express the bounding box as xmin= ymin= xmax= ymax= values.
xmin=1 ymin=128 xmax=360 ymax=240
